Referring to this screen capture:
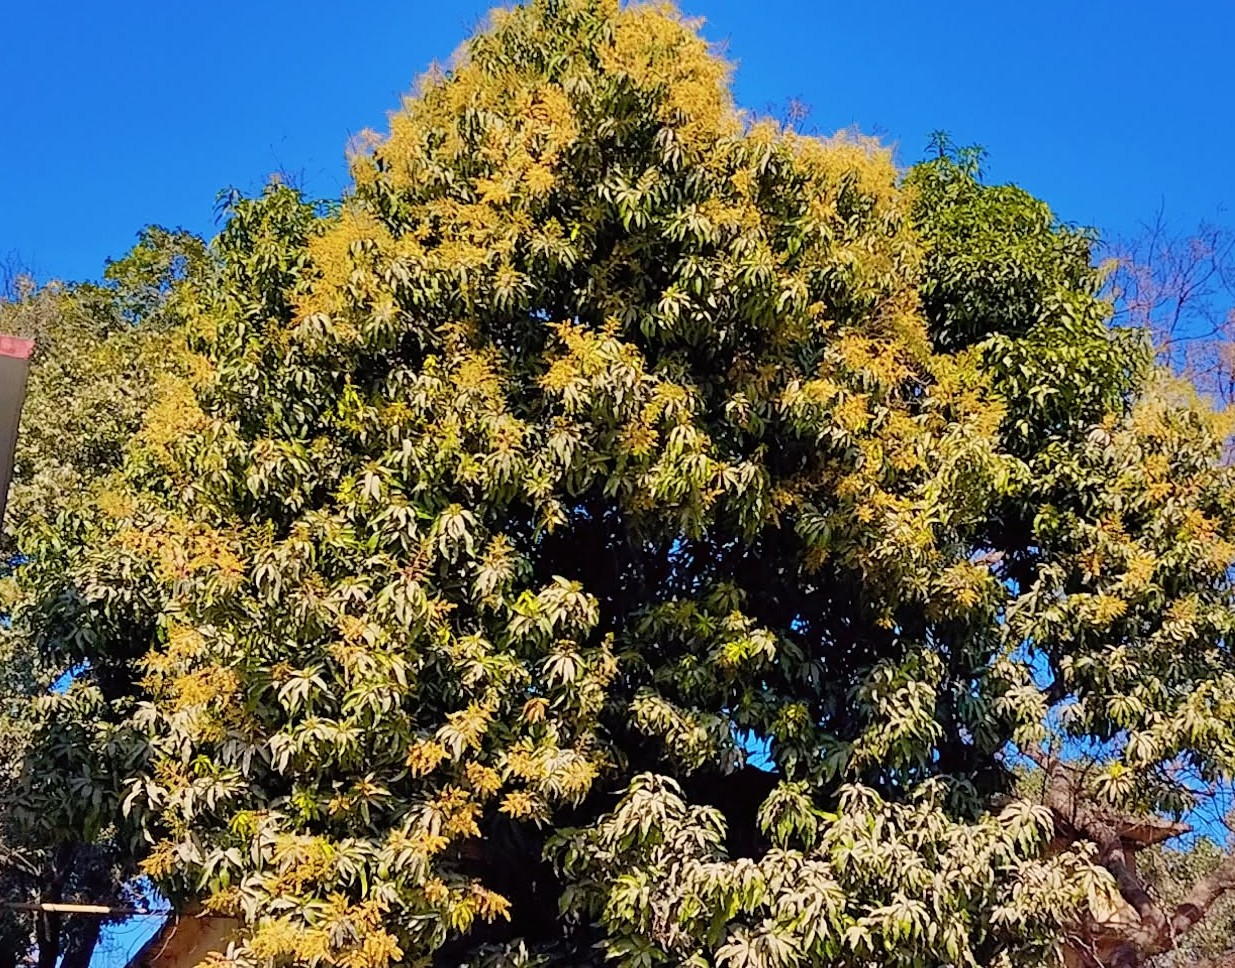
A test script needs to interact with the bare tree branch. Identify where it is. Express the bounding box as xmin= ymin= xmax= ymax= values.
xmin=1104 ymin=211 xmax=1235 ymax=404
